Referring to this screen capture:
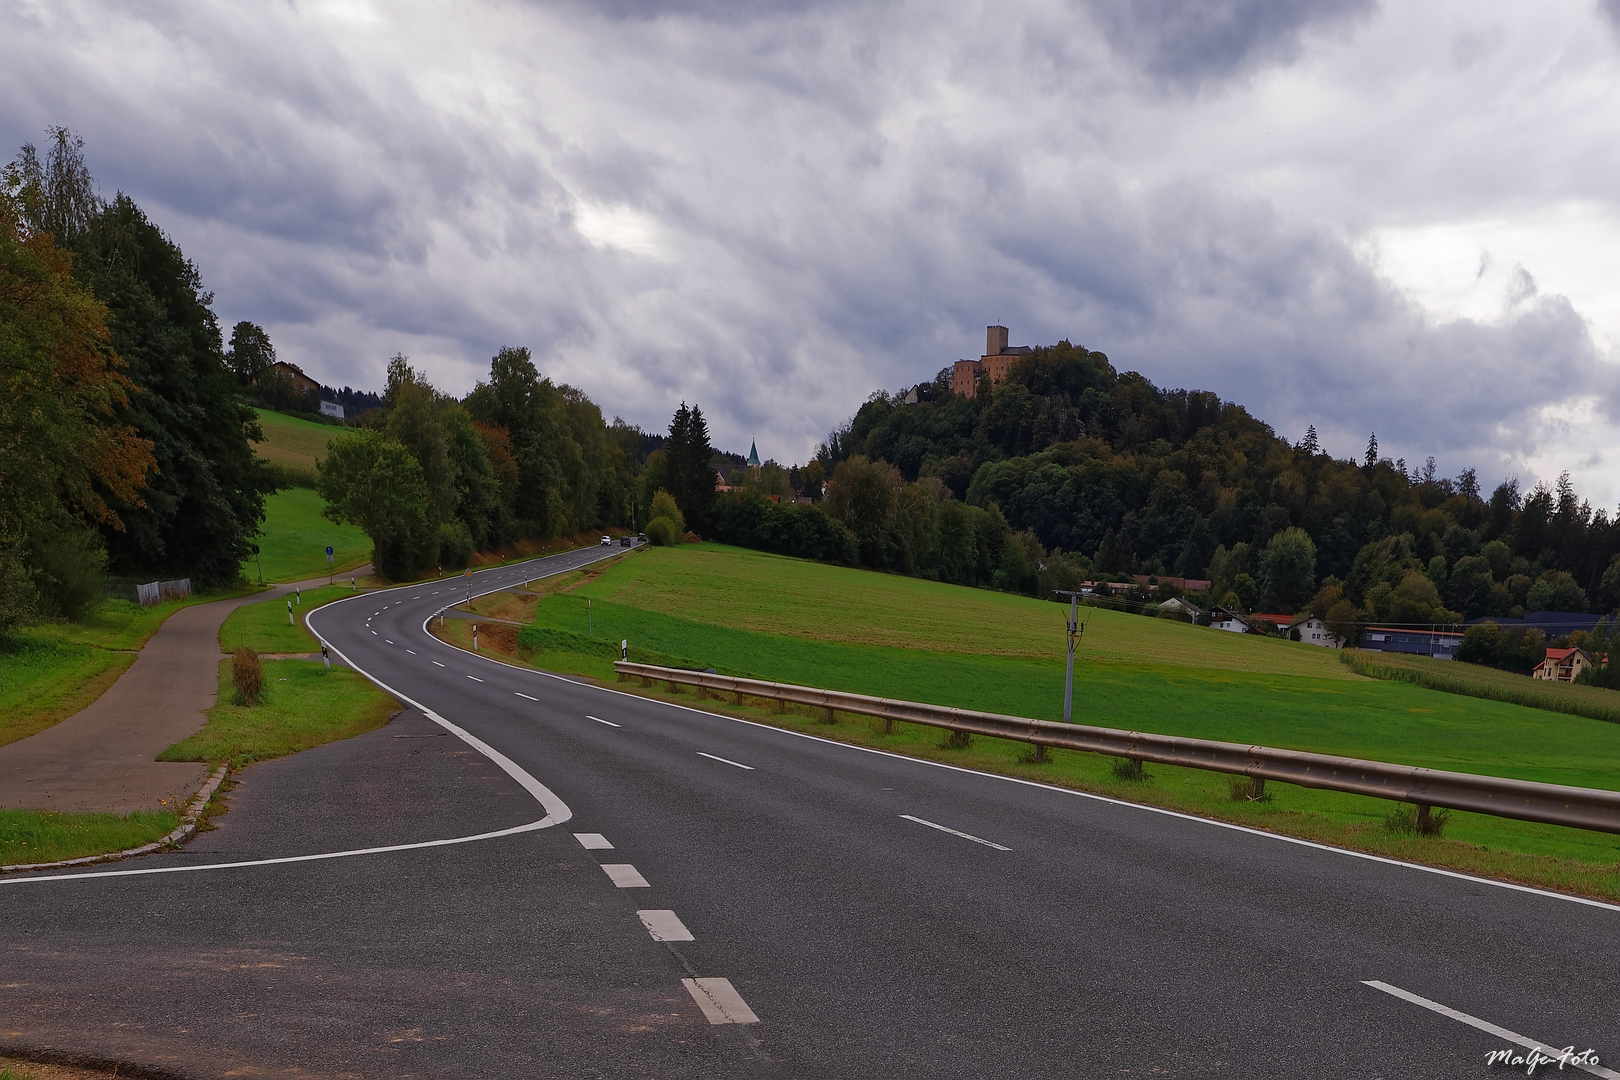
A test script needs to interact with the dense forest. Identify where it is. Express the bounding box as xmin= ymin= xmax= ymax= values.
xmin=712 ymin=340 xmax=1620 ymax=640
